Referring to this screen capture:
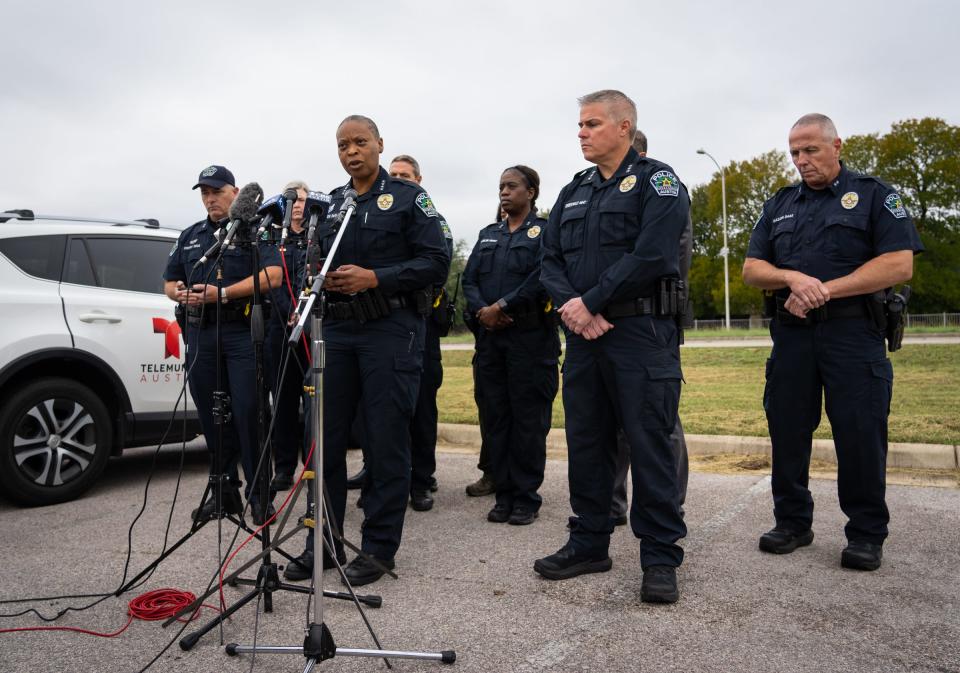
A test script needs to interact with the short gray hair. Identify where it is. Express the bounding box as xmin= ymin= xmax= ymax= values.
xmin=792 ymin=113 xmax=839 ymax=141
xmin=390 ymin=154 xmax=421 ymax=178
xmin=283 ymin=180 xmax=310 ymax=193
xmin=578 ymin=89 xmax=637 ymax=138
